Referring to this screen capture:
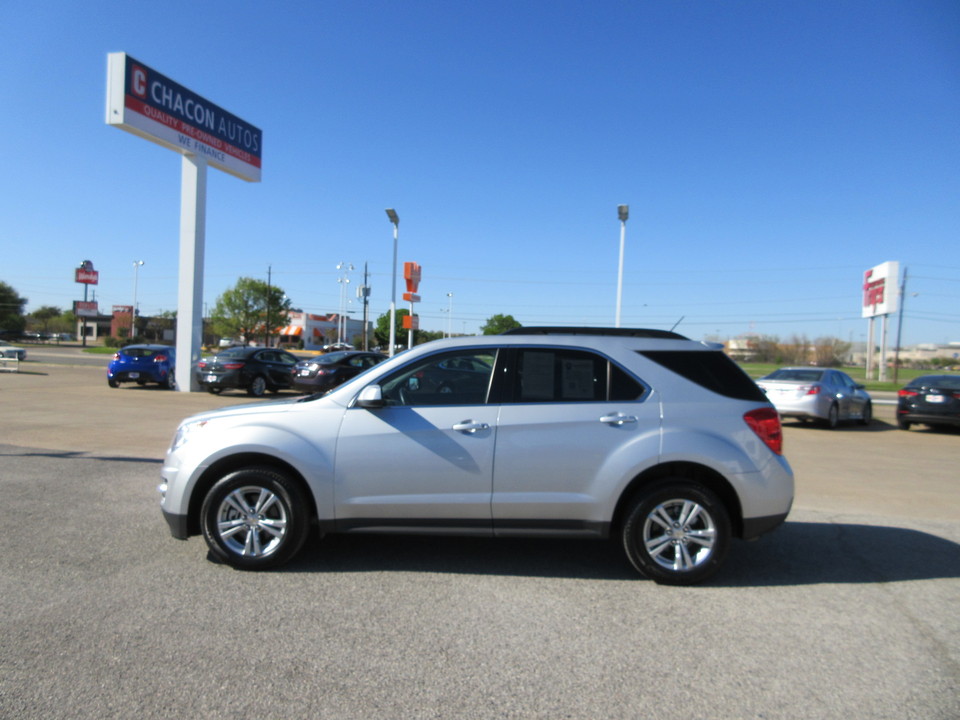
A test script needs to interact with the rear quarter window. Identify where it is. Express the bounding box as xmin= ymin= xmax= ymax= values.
xmin=639 ymin=350 xmax=766 ymax=402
